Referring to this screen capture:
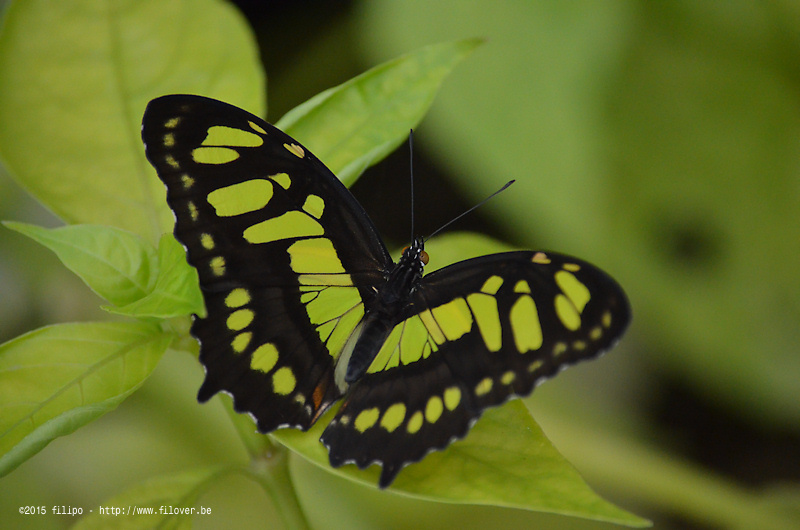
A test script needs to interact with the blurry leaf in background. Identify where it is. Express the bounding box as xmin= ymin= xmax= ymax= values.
xmin=72 ymin=466 xmax=230 ymax=530
xmin=354 ymin=0 xmax=800 ymax=430
xmin=357 ymin=1 xmax=635 ymax=251
xmin=0 ymin=0 xmax=265 ymax=242
xmin=603 ymin=2 xmax=800 ymax=427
